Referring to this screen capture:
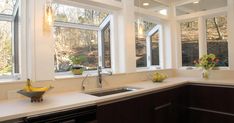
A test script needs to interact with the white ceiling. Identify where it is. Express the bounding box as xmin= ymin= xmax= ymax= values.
xmin=176 ymin=0 xmax=227 ymax=15
xmin=134 ymin=0 xmax=169 ymax=11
